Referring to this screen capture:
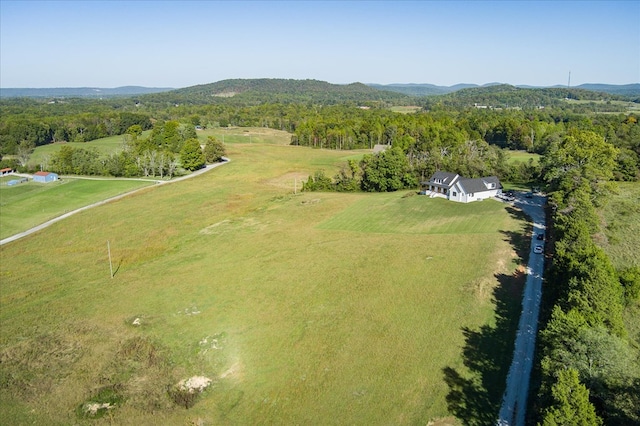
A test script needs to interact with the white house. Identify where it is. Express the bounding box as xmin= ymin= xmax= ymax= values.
xmin=422 ymin=171 xmax=502 ymax=203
